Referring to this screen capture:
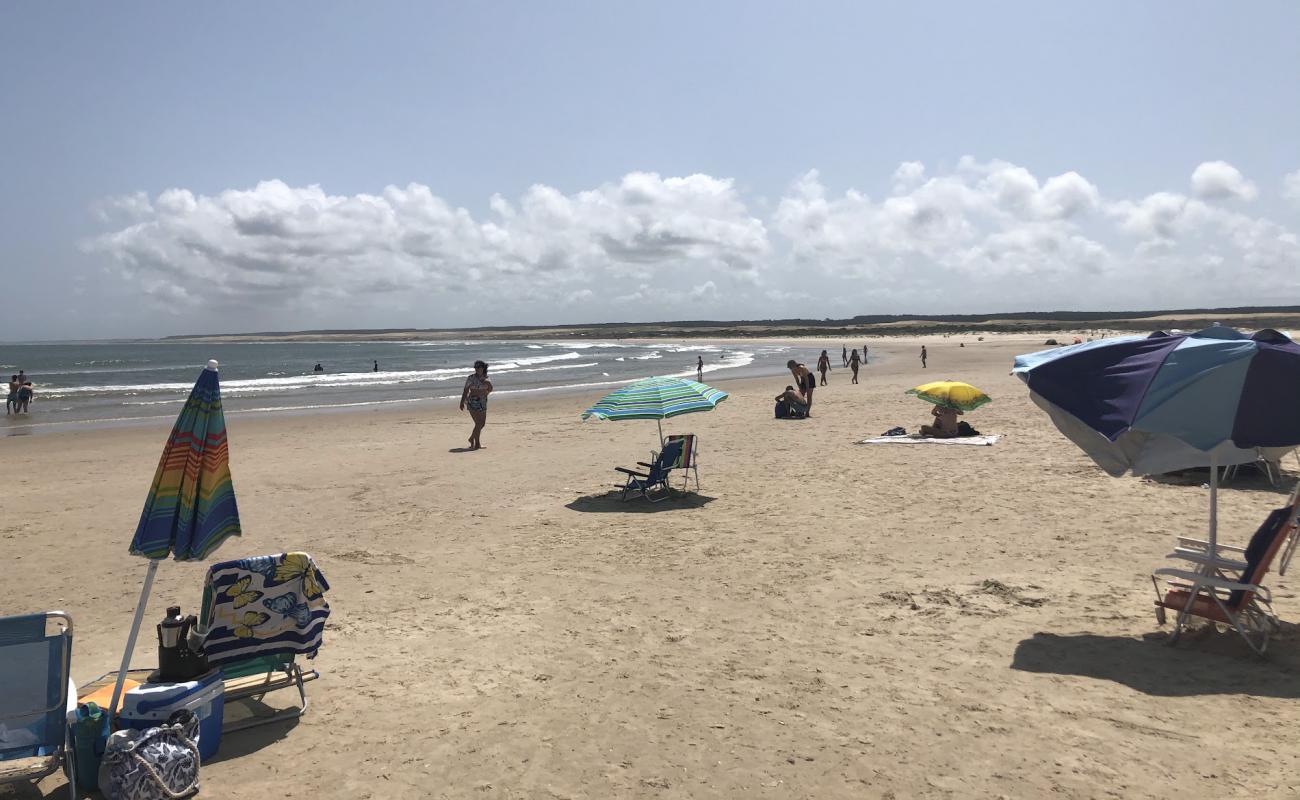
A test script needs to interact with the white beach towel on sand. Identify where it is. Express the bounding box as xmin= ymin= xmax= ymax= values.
xmin=857 ymin=434 xmax=1001 ymax=446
